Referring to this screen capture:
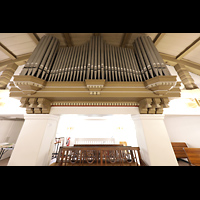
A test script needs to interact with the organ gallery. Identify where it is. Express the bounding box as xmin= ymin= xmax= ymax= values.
xmin=2 ymin=33 xmax=199 ymax=166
